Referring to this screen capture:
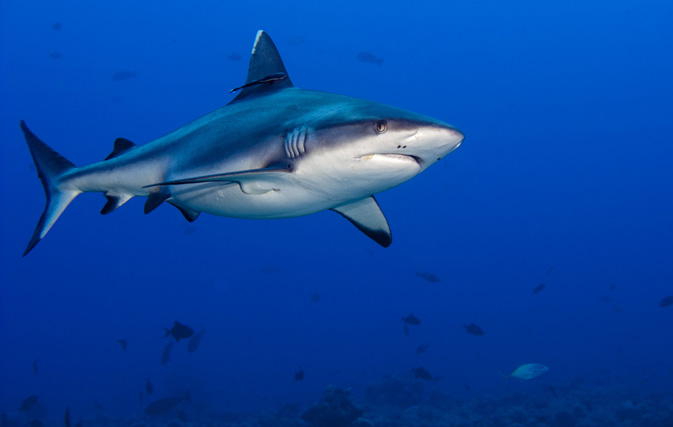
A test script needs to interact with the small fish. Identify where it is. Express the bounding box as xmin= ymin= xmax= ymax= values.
xmin=415 ymin=344 xmax=429 ymax=354
xmin=403 ymin=323 xmax=409 ymax=335
xmin=161 ymin=340 xmax=173 ymax=365
xmin=144 ymin=391 xmax=190 ymax=416
xmin=52 ymin=22 xmax=61 ymax=31
xmin=546 ymin=266 xmax=554 ymax=276
xmin=163 ymin=321 xmax=194 ymax=342
xmin=463 ymin=323 xmax=484 ymax=336
xmin=33 ymin=359 xmax=38 ymax=375
xmin=401 ymin=314 xmax=421 ymax=325
xmin=310 ymin=292 xmax=320 ymax=303
xmin=510 ymin=363 xmax=549 ymax=380
xmin=50 ymin=52 xmax=62 ymax=60
xmin=659 ymin=296 xmax=673 ymax=308
xmin=533 ymin=283 xmax=546 ymax=294
xmin=93 ymin=400 xmax=104 ymax=411
xmin=64 ymin=407 xmax=70 ymax=427
xmin=111 ymin=70 xmax=136 ymax=82
xmin=416 ymin=271 xmax=440 ymax=283
xmin=118 ymin=339 xmax=127 ymax=351
xmin=146 ymin=378 xmax=153 ymax=395
xmin=139 ymin=391 xmax=143 ymax=404
xmin=229 ymin=72 xmax=287 ymax=93
xmin=600 ymin=295 xmax=612 ymax=304
xmin=227 ymin=52 xmax=241 ymax=61
xmin=412 ymin=367 xmax=433 ymax=380
xmin=609 ymin=283 xmax=617 ymax=292
xmin=18 ymin=395 xmax=39 ymax=412
xmin=294 ymin=367 xmax=304 ymax=381
xmin=356 ymin=51 xmax=383 ymax=67
xmin=187 ymin=326 xmax=205 ymax=353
